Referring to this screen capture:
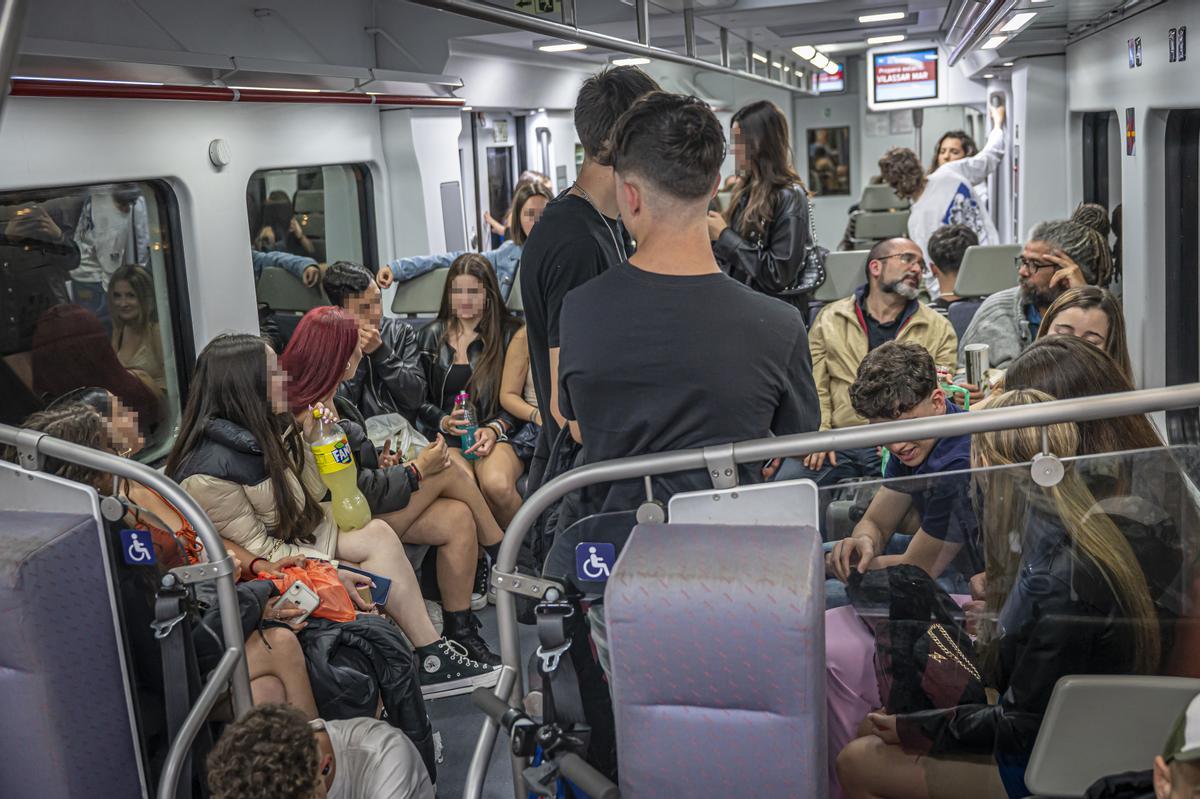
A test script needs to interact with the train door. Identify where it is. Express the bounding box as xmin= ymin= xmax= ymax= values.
xmin=1165 ymin=109 xmax=1200 ymax=442
xmin=1081 ymin=111 xmax=1123 ymax=212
